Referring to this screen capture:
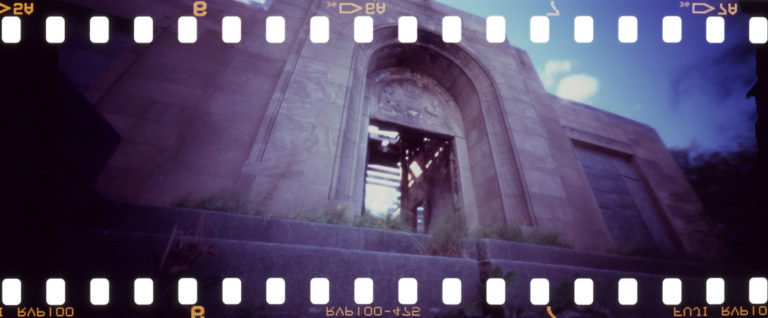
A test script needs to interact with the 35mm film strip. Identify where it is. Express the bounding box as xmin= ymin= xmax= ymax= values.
xmin=1 ymin=15 xmax=767 ymax=45
xmin=3 ymin=277 xmax=768 ymax=307
xmin=2 ymin=0 xmax=768 ymax=317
